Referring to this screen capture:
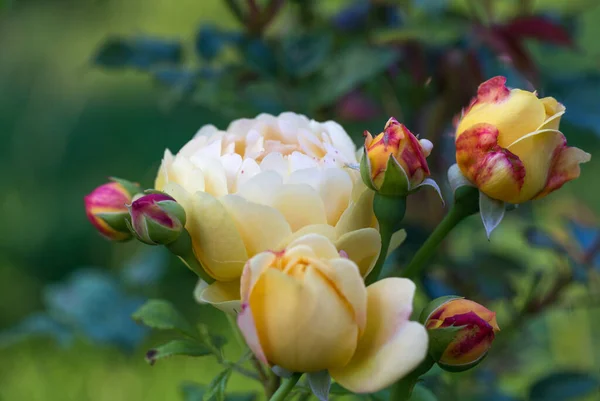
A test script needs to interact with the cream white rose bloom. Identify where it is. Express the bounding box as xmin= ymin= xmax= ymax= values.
xmin=155 ymin=113 xmax=402 ymax=313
